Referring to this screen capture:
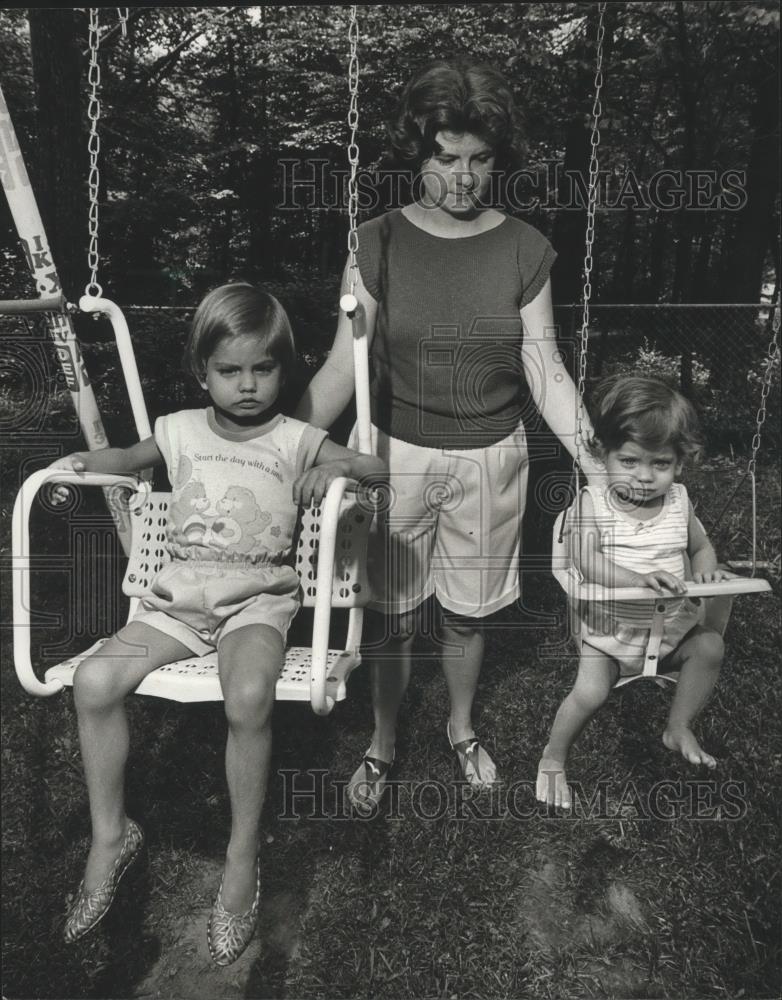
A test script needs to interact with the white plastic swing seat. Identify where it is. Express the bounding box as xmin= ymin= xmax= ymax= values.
xmin=551 ymin=509 xmax=772 ymax=687
xmin=12 ymin=469 xmax=374 ymax=715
